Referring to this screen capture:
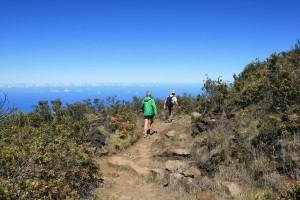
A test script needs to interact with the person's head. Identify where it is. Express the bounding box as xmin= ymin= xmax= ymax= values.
xmin=146 ymin=91 xmax=152 ymax=97
xmin=171 ymin=89 xmax=176 ymax=95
